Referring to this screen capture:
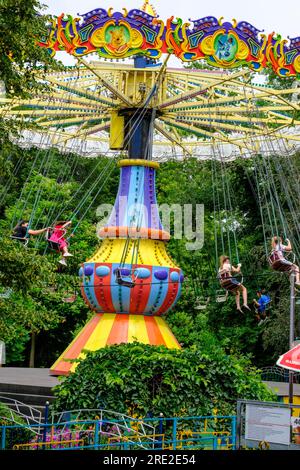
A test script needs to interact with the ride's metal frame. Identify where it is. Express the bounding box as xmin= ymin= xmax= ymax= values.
xmin=1 ymin=63 xmax=300 ymax=156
